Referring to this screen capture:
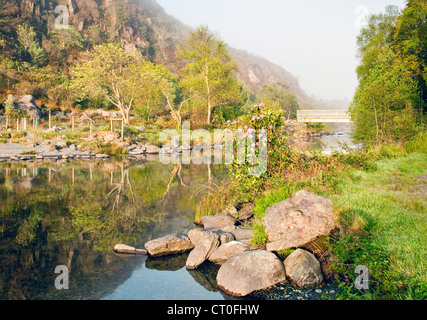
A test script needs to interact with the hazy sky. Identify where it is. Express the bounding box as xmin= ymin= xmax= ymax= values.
xmin=156 ymin=0 xmax=407 ymax=102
